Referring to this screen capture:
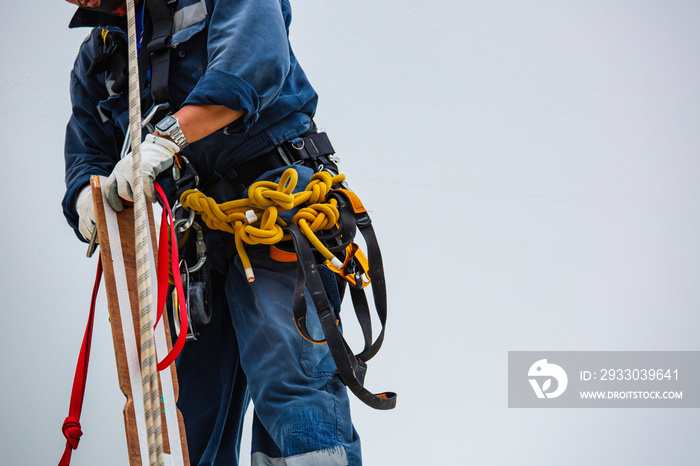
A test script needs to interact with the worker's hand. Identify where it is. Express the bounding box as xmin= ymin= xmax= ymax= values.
xmin=104 ymin=134 xmax=179 ymax=211
xmin=76 ymin=185 xmax=96 ymax=241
